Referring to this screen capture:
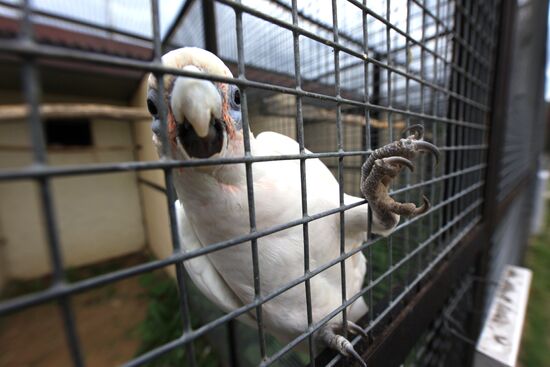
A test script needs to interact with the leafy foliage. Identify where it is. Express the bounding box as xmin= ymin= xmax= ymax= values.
xmin=136 ymin=272 xmax=220 ymax=367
